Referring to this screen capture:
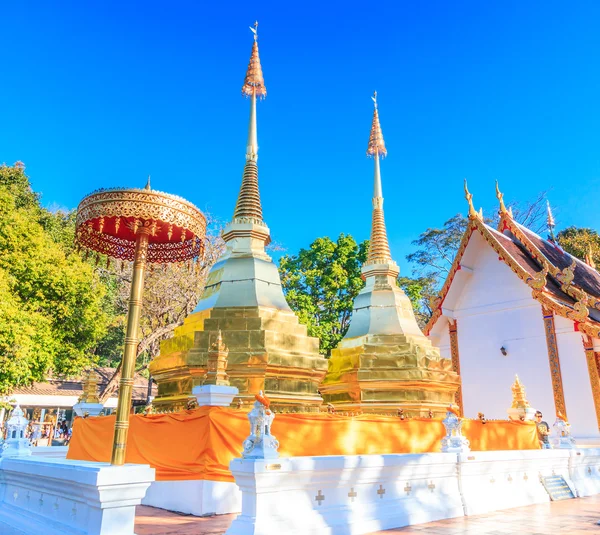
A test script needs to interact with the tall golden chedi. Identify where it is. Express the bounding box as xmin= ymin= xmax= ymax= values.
xmin=150 ymin=23 xmax=327 ymax=412
xmin=320 ymin=93 xmax=460 ymax=416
